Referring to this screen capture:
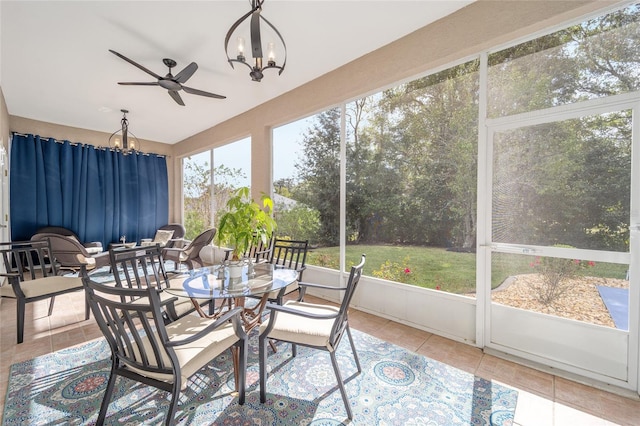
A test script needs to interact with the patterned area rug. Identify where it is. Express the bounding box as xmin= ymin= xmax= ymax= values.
xmin=3 ymin=329 xmax=518 ymax=425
